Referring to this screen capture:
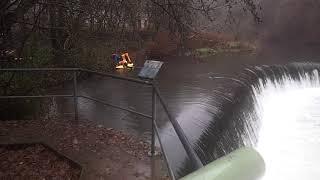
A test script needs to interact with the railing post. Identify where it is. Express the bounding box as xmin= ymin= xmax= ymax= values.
xmin=73 ymin=70 xmax=78 ymax=121
xmin=151 ymin=86 xmax=156 ymax=156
